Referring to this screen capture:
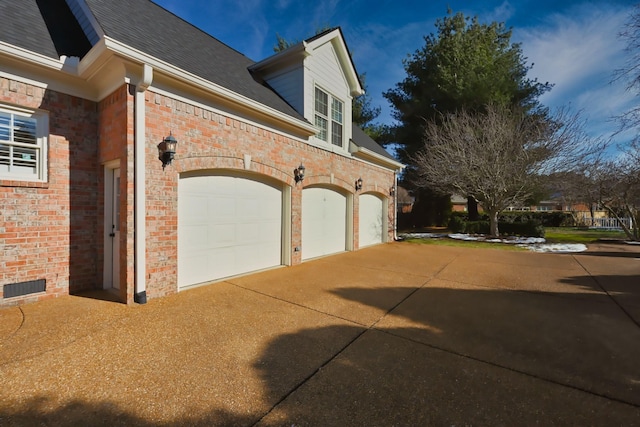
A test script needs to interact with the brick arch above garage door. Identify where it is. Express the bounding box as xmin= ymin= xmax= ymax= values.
xmin=176 ymin=156 xmax=296 ymax=187
xmin=177 ymin=171 xmax=286 ymax=290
